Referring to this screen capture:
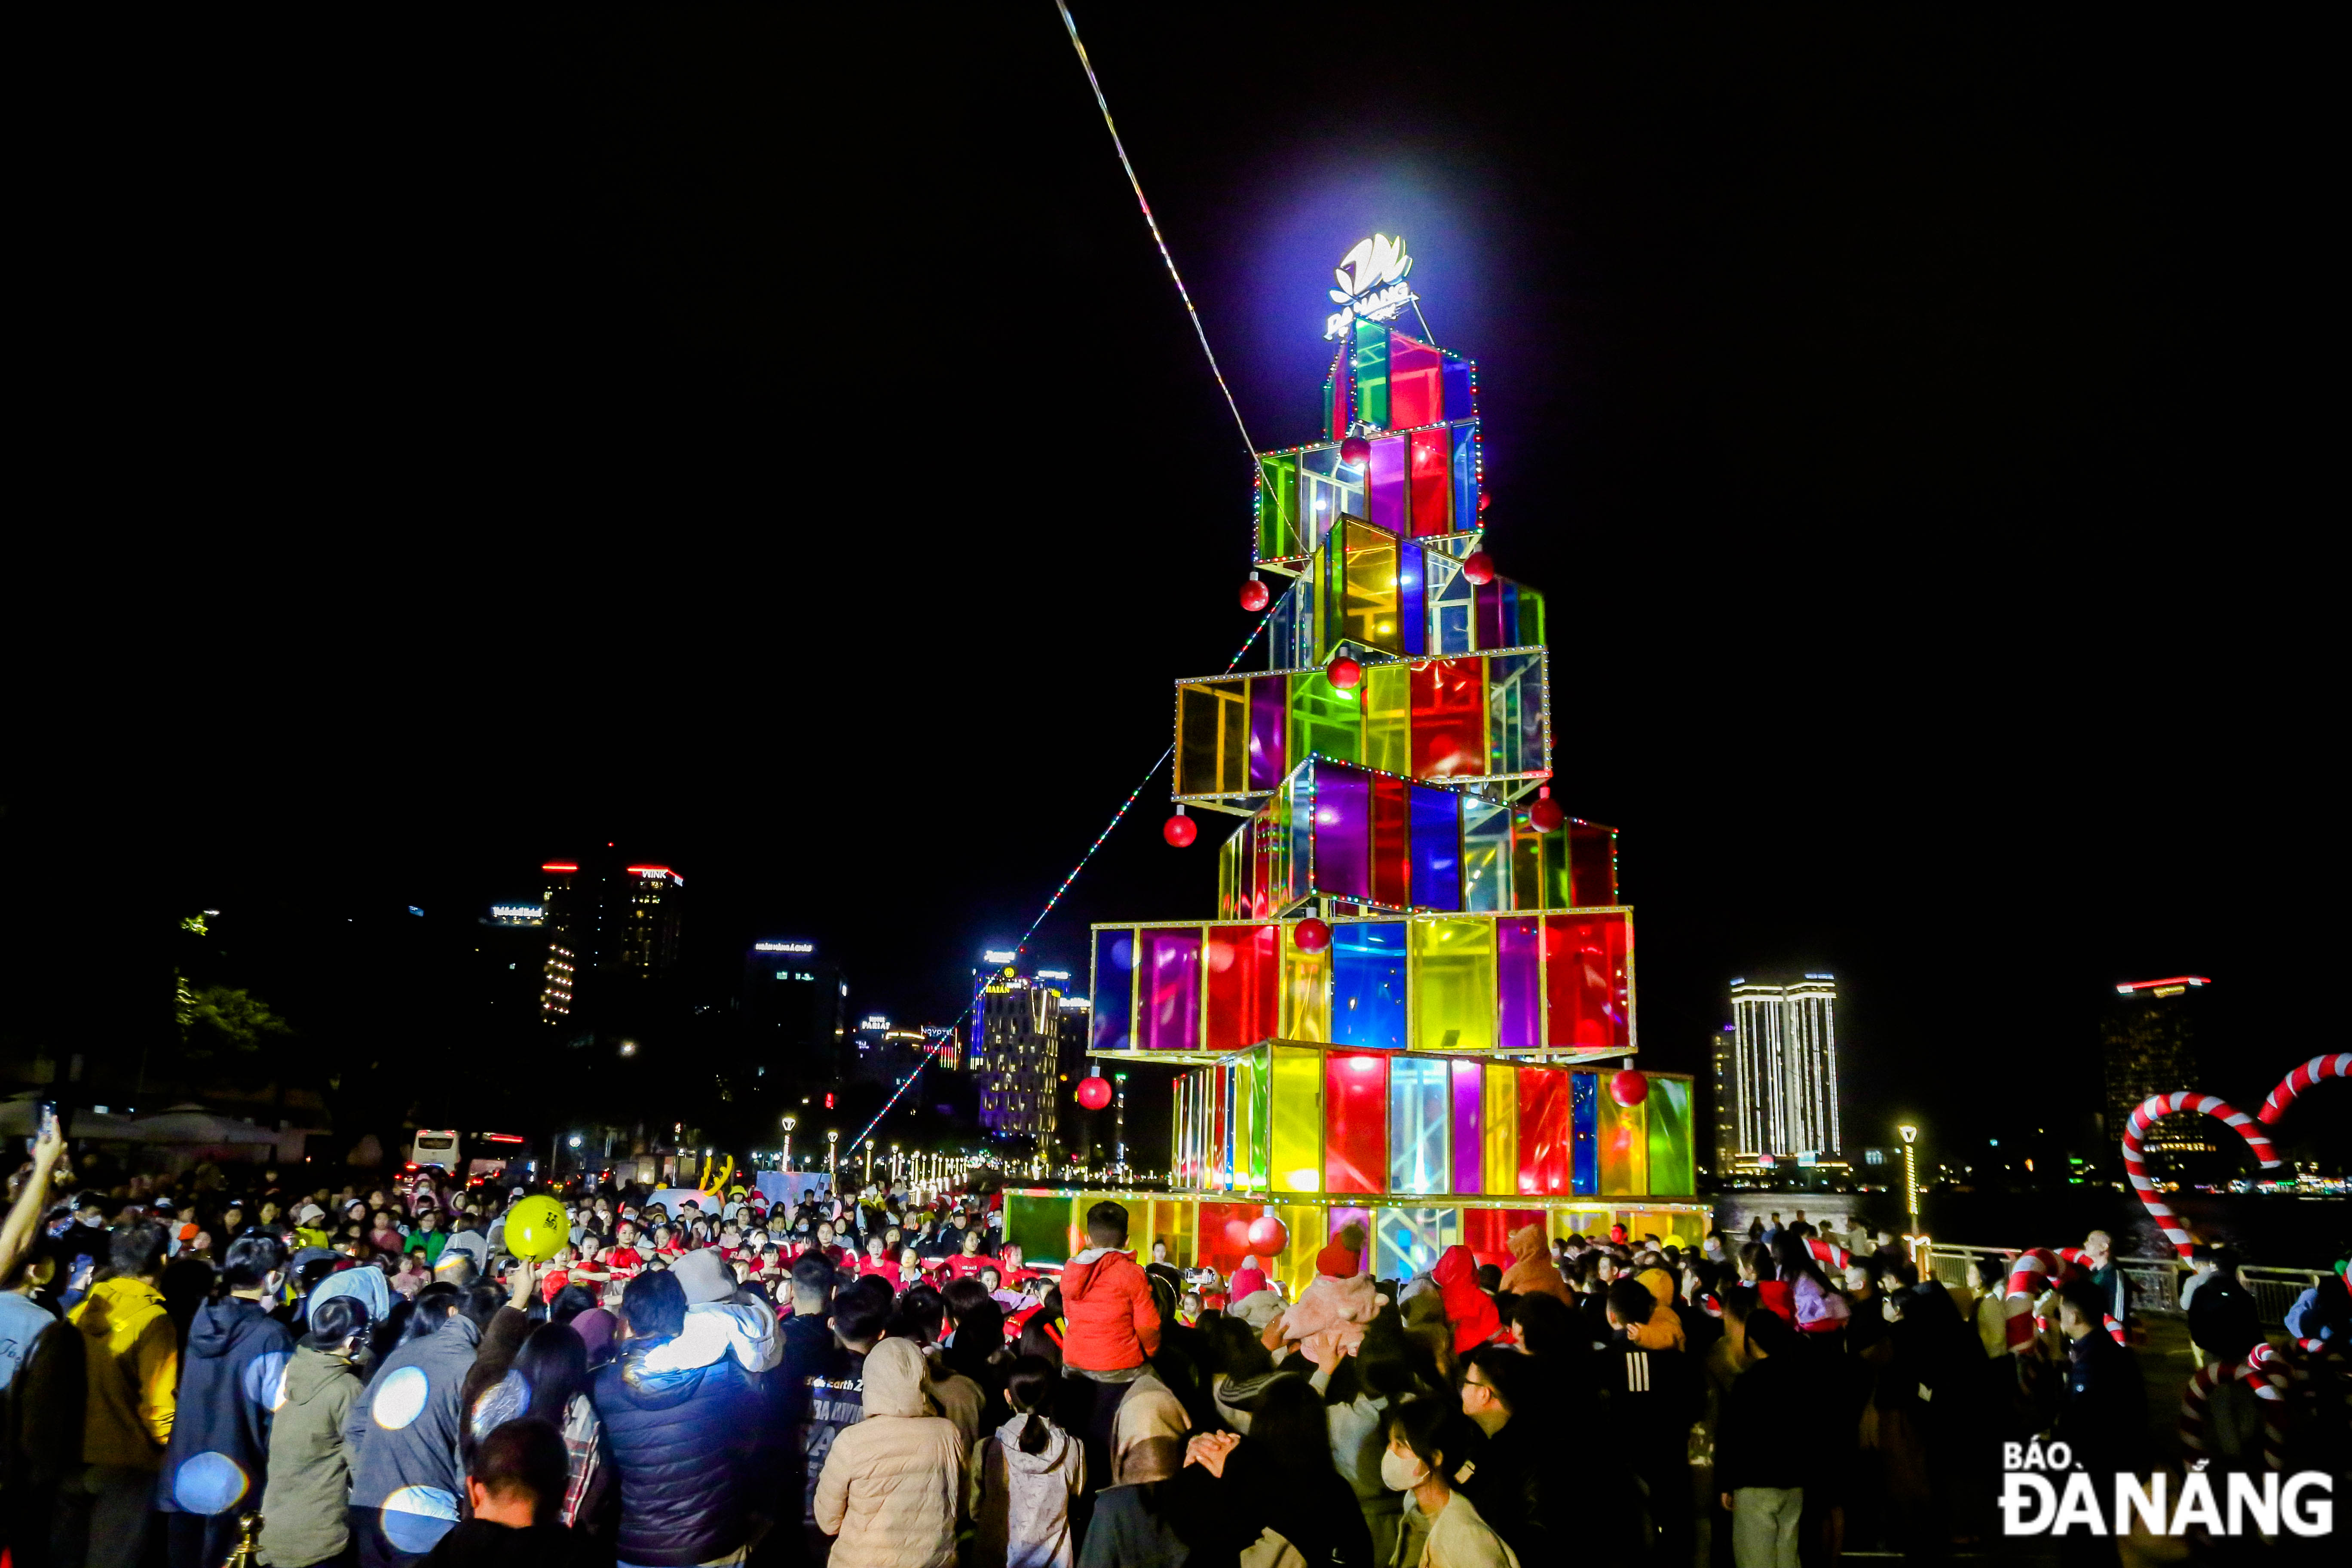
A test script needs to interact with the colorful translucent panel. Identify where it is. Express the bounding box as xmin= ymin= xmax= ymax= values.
xmin=1544 ymin=912 xmax=1633 ymax=1052
xmin=1482 ymin=1063 xmax=1519 ymax=1195
xmin=1289 ymin=669 xmax=1362 ymax=769
xmin=1282 ymin=767 xmax=1312 ymax=910
xmin=1140 ymin=928 xmax=1202 ymax=1053
xmin=1269 ymin=1046 xmax=1323 ymax=1193
xmin=1486 ymin=653 xmax=1544 ymax=780
xmin=1298 ymin=446 xmax=1362 ymax=556
xmin=1313 ymin=763 xmax=1372 ymax=901
xmin=1450 ymin=1061 xmax=1484 ymax=1194
xmin=1389 ymin=335 xmax=1443 ymax=429
xmin=1407 ymin=917 xmax=1492 ymax=1052
xmin=1370 ymin=774 xmax=1410 ymax=909
xmin=1361 ymin=663 xmax=1410 ymax=776
xmin=1241 ymin=1051 xmax=1272 ymax=1189
xmin=1329 ymin=521 xmax=1404 ymax=654
xmin=1571 ymin=1071 xmax=1599 ymax=1196
xmin=1408 ymin=427 xmax=1452 ymax=536
xmin=1388 ymin=1054 xmax=1449 ymax=1195
xmin=1267 ymin=1201 xmax=1331 ymax=1299
xmin=1595 ymin=1078 xmax=1648 ymax=1196
xmin=1442 ymin=358 xmax=1475 ymax=423
xmin=1197 ymin=1201 xmax=1258 ymax=1277
xmin=1204 ymin=925 xmax=1278 ymax=1052
xmin=1518 ymin=1066 xmax=1571 ymax=1197
xmin=1147 ymin=1199 xmax=1197 ymax=1274
xmin=1351 ymin=318 xmax=1390 ymax=430
xmin=1331 ymin=920 xmax=1405 ymax=1049
xmin=1092 ymin=928 xmax=1133 ymax=1053
xmin=1176 ymin=680 xmax=1247 ymax=796
xmin=1411 ymin=658 xmax=1485 ymax=778
xmin=1324 ymin=1052 xmax=1388 ymax=1194
xmin=1570 ymin=822 xmax=1617 ymax=904
xmin=1366 ymin=435 xmax=1408 ymax=535
xmin=1645 ymin=1076 xmax=1693 ymax=1195
xmin=1374 ymin=1206 xmax=1459 ymax=1279
xmin=1449 ymin=421 xmax=1478 ymax=521
xmin=1408 ymin=783 xmax=1461 ymax=910
xmin=1494 ymin=916 xmax=1541 ymax=1053
xmin=1462 ymin=798 xmax=1510 ymax=913
xmin=1257 ymin=453 xmax=1299 ymax=559
xmin=1461 ymin=1208 xmax=1548 ymax=1270
xmin=1278 ymin=923 xmax=1330 ymax=1041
